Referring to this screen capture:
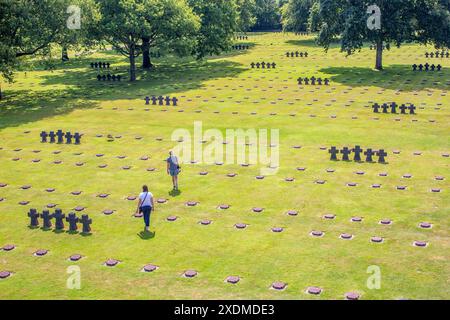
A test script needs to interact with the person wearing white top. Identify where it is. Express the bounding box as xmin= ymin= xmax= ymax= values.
xmin=136 ymin=185 xmax=155 ymax=232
